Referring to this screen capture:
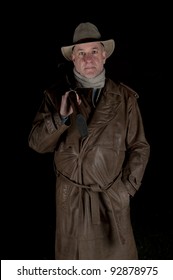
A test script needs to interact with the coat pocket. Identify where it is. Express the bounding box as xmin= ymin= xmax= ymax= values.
xmin=108 ymin=180 xmax=130 ymax=211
